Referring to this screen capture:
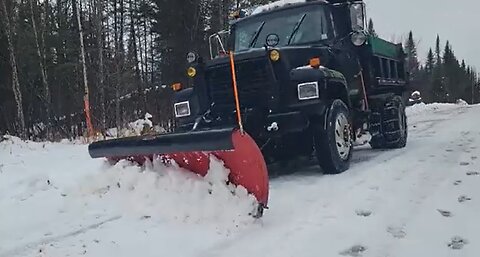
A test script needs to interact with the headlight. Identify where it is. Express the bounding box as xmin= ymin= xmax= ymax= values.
xmin=186 ymin=52 xmax=196 ymax=63
xmin=298 ymin=82 xmax=319 ymax=100
xmin=351 ymin=31 xmax=367 ymax=46
xmin=174 ymin=101 xmax=191 ymax=118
